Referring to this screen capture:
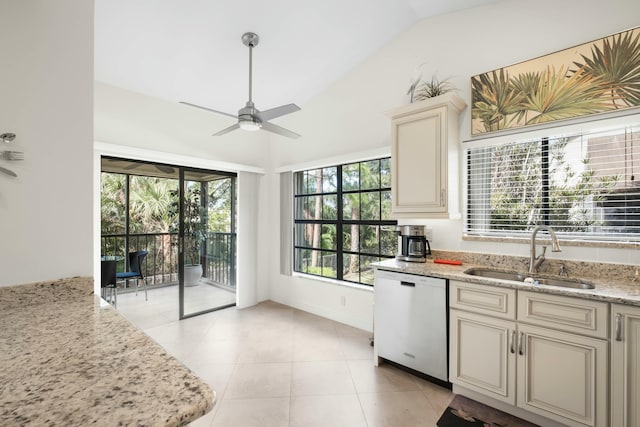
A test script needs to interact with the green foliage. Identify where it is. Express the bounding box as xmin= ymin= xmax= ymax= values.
xmin=485 ymin=138 xmax=620 ymax=232
xmin=169 ymin=185 xmax=209 ymax=265
xmin=101 ymin=171 xmax=235 ymax=265
xmin=305 ymin=265 xmax=336 ymax=278
xmin=412 ymin=77 xmax=455 ymax=101
xmin=295 ymin=158 xmax=394 ymax=283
